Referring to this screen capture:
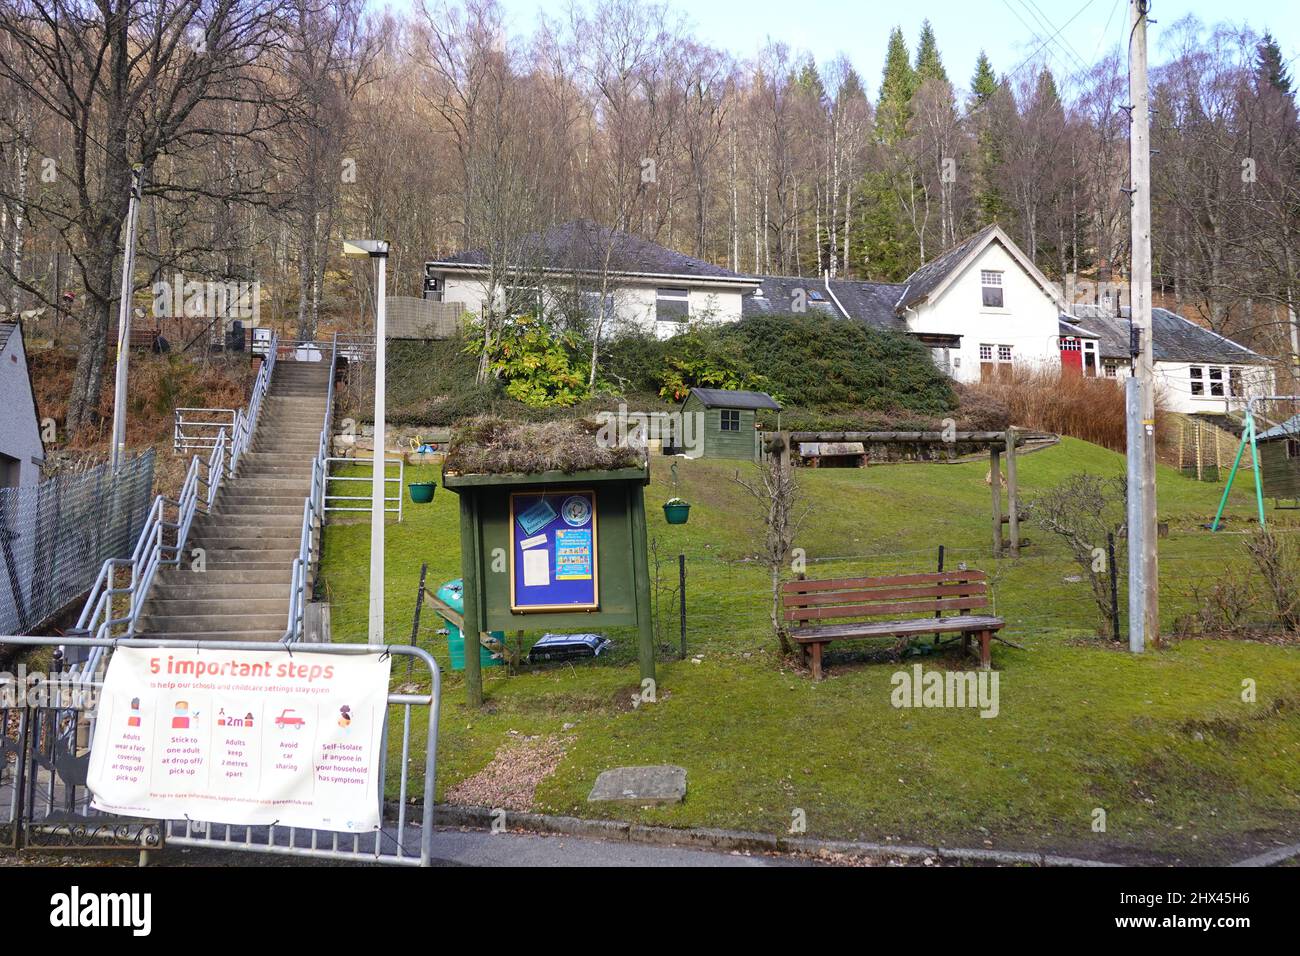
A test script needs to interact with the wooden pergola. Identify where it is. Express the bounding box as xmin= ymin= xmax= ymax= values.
xmin=766 ymin=429 xmax=1056 ymax=557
